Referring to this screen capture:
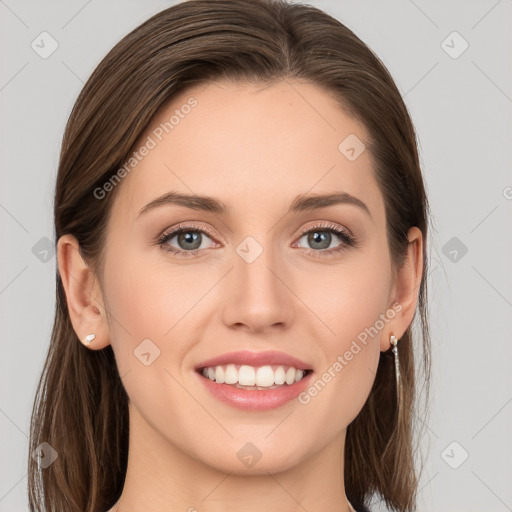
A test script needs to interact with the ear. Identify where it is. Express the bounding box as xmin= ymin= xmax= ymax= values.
xmin=57 ymin=234 xmax=111 ymax=350
xmin=381 ymin=226 xmax=424 ymax=352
